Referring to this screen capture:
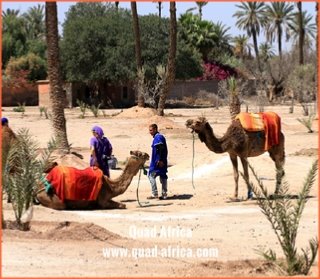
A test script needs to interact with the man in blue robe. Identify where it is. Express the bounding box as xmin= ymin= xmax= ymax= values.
xmin=147 ymin=124 xmax=168 ymax=200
